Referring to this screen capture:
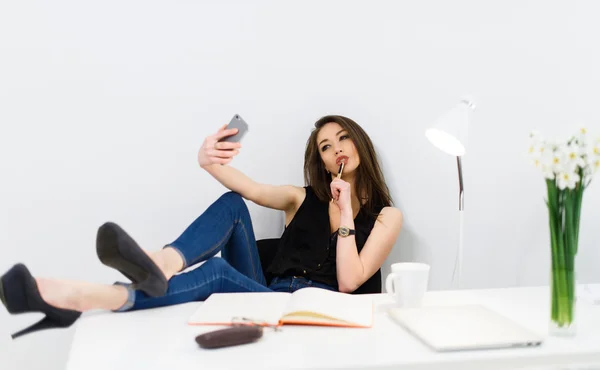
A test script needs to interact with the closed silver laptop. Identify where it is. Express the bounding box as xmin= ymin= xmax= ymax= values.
xmin=388 ymin=304 xmax=544 ymax=352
